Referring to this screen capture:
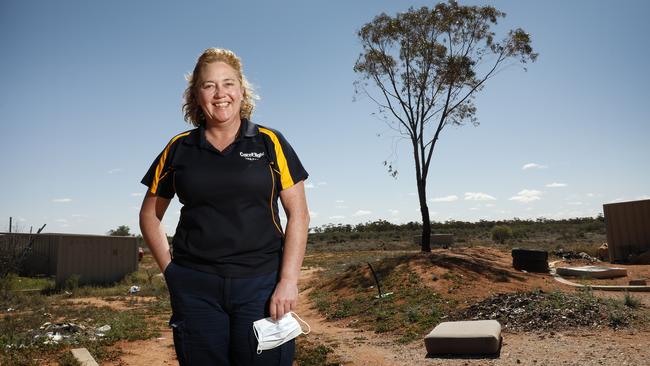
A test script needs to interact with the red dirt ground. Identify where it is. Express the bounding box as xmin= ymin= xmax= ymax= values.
xmin=102 ymin=247 xmax=650 ymax=365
